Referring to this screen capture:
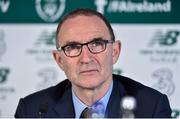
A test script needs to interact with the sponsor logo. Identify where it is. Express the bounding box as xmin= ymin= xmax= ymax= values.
xmin=0 ymin=30 xmax=14 ymax=102
xmin=0 ymin=68 xmax=9 ymax=84
xmin=0 ymin=67 xmax=14 ymax=101
xmin=36 ymin=67 xmax=58 ymax=91
xmin=0 ymin=0 xmax=10 ymax=13
xmin=35 ymin=0 xmax=65 ymax=22
xmin=0 ymin=30 xmax=6 ymax=61
xmin=140 ymin=30 xmax=180 ymax=63
xmin=27 ymin=30 xmax=56 ymax=62
xmin=95 ymin=0 xmax=171 ymax=14
xmin=149 ymin=30 xmax=179 ymax=46
xmin=151 ymin=68 xmax=175 ymax=96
